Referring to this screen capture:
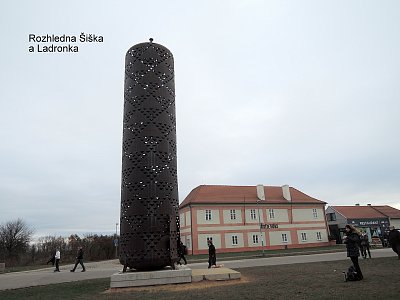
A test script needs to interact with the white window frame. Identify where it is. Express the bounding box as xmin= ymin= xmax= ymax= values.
xmin=282 ymin=233 xmax=288 ymax=243
xmin=301 ymin=232 xmax=307 ymax=241
xmin=205 ymin=209 xmax=212 ymax=221
xmin=312 ymin=208 xmax=318 ymax=219
xmin=232 ymin=235 xmax=238 ymax=245
xmin=230 ymin=209 xmax=236 ymax=220
xmin=269 ymin=209 xmax=275 ymax=219
xmin=316 ymin=232 xmax=322 ymax=241
xmin=250 ymin=209 xmax=257 ymax=220
xmin=252 ymin=234 xmax=259 ymax=244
